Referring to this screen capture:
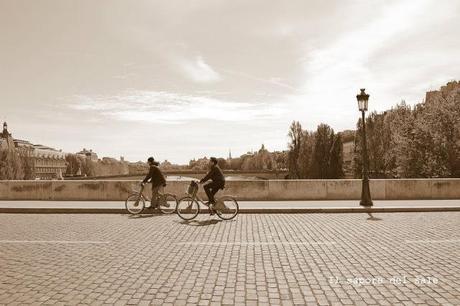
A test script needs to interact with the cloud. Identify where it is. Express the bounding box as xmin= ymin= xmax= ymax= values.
xmin=179 ymin=56 xmax=222 ymax=83
xmin=69 ymin=90 xmax=286 ymax=124
xmin=284 ymin=0 xmax=457 ymax=131
xmin=302 ymin=0 xmax=435 ymax=91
